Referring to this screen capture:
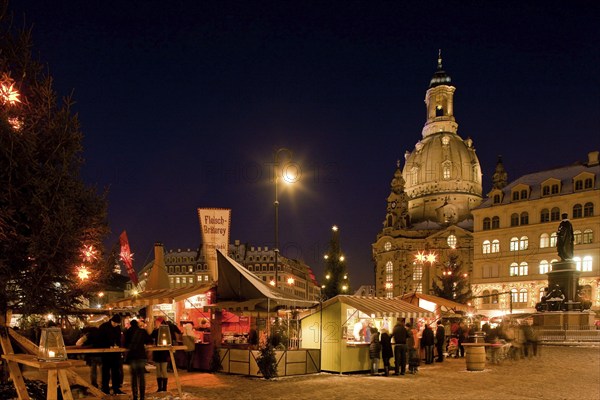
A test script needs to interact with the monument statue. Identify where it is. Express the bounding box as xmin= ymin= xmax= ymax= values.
xmin=556 ymin=213 xmax=574 ymax=261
